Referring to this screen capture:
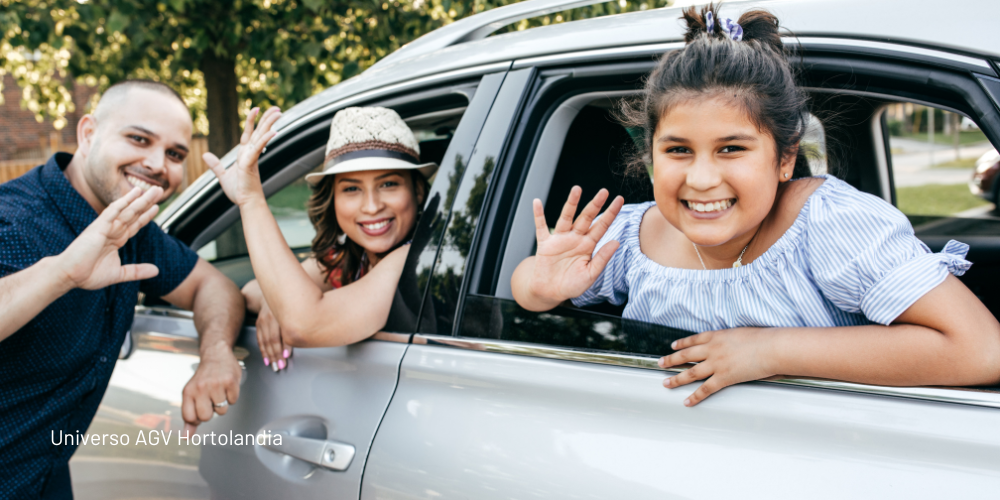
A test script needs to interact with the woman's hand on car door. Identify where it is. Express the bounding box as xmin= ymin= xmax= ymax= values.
xmin=256 ymin=300 xmax=291 ymax=372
